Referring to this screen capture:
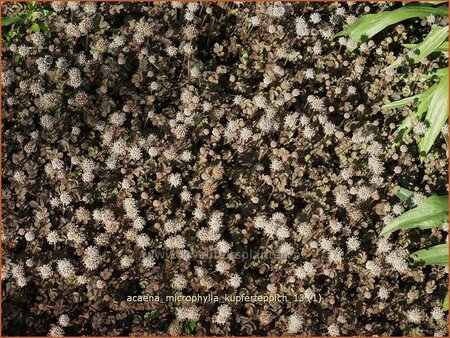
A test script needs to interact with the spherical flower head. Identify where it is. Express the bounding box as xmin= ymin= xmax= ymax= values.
xmin=40 ymin=114 xmax=54 ymax=129
xmin=48 ymin=325 xmax=64 ymax=337
xmin=276 ymin=226 xmax=290 ymax=240
xmin=183 ymin=42 xmax=195 ymax=55
xmin=303 ymin=262 xmax=316 ymax=277
xmin=297 ymin=223 xmax=313 ymax=237
xmin=58 ymin=314 xmax=70 ymax=327
xmin=377 ymin=237 xmax=392 ymax=254
xmin=120 ymin=255 xmax=134 ymax=269
xmin=38 ymin=264 xmax=53 ymax=279
xmin=251 ymin=16 xmax=260 ymax=26
xmin=295 ymin=17 xmax=310 ymax=36
xmin=46 ymin=230 xmax=60 ymax=245
xmin=208 ymin=212 xmax=223 ymax=232
xmin=172 ymin=274 xmax=188 ymax=290
xmin=214 ymin=304 xmax=232 ymax=325
xmin=378 ymin=286 xmax=389 ymax=300
xmin=391 ymin=203 xmax=404 ymax=216
xmin=365 ymin=260 xmax=382 ymax=277
xmin=180 ymin=189 xmax=192 ymax=202
xmin=57 ymin=259 xmax=76 ymax=278
xmin=239 ymin=127 xmax=253 ymax=142
xmin=319 ymin=238 xmax=333 ymax=252
xmin=164 ymin=219 xmax=183 ymax=234
xmin=329 ymin=220 xmax=343 ymax=233
xmin=13 ymin=170 xmax=26 ymax=184
xmin=310 ymin=13 xmax=321 ymax=24
xmin=328 ymin=247 xmax=344 ymax=263
xmin=136 ymin=233 xmax=151 ymax=249
xmin=166 ymin=45 xmax=178 ymax=57
xmin=327 ymin=323 xmax=339 ymax=336
xmin=111 ymin=139 xmax=127 ymax=156
xmin=284 ymin=112 xmax=299 ymax=130
xmin=148 ymin=146 xmax=159 ymax=158
xmin=128 ymin=146 xmax=143 ymax=161
xmin=412 ymin=193 xmax=426 ymax=206
xmin=215 ymin=260 xmax=230 ymax=274
xmin=51 ymin=2 xmax=65 ymax=12
xmin=346 ymin=236 xmax=360 ymax=251
xmin=176 ymin=305 xmax=200 ymax=321
xmin=304 ymin=68 xmax=316 ymax=80
xmin=269 ymin=155 xmax=284 ymax=170
xmin=216 ymin=240 xmax=231 ymax=255
xmin=406 ymin=308 xmax=422 ymax=324
xmin=77 ymin=275 xmax=89 ymax=285
xmin=165 ymin=235 xmax=186 ymax=250
xmin=295 ymin=266 xmax=307 ymax=280
xmin=82 ymin=246 xmax=102 ymax=270
xmin=168 ymin=173 xmax=182 ymax=188
xmin=142 ymin=254 xmax=155 ymax=269
xmin=123 ymin=197 xmax=139 ymax=219
xmin=386 ymin=250 xmax=408 ymax=273
xmin=287 ymin=313 xmax=303 ymax=334
xmin=68 ymin=68 xmax=82 ymax=88
xmin=431 ymin=307 xmax=445 ymax=321
xmin=278 ymin=242 xmax=294 ymax=259
xmin=59 ymin=191 xmax=72 ymax=206
xmin=334 ymin=190 xmax=350 ymax=207
xmin=227 ymin=273 xmax=242 ymax=288
xmin=110 ymin=112 xmax=126 ymax=126
xmin=25 ymin=230 xmax=35 ymax=242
